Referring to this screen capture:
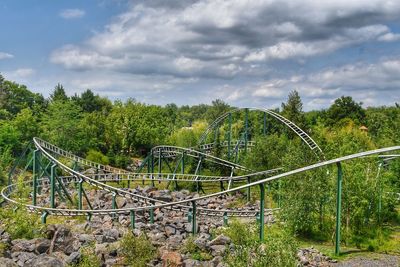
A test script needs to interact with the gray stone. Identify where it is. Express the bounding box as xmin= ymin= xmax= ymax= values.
xmin=11 ymin=252 xmax=37 ymax=267
xmin=165 ymin=225 xmax=176 ymax=236
xmin=66 ymin=251 xmax=81 ymax=265
xmin=0 ymin=258 xmax=17 ymax=267
xmin=11 ymin=239 xmax=35 ymax=253
xmin=103 ymin=229 xmax=119 ymax=243
xmin=210 ymin=245 xmax=226 ymax=256
xmin=29 ymin=255 xmax=64 ymax=267
xmin=208 ymin=235 xmax=231 ymax=246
